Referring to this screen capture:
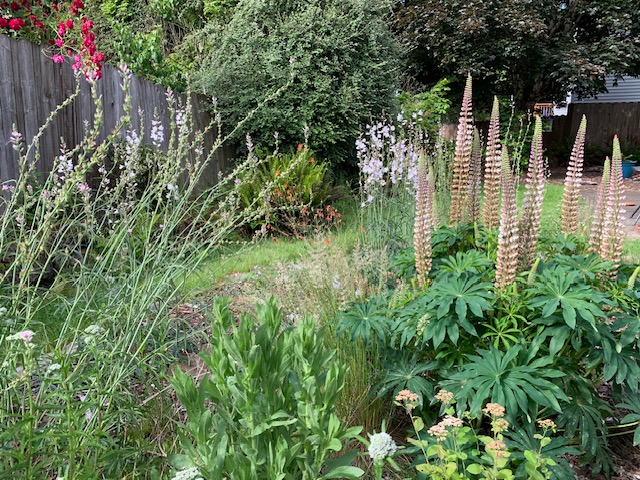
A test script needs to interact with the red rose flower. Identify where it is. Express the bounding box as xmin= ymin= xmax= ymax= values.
xmin=9 ymin=18 xmax=25 ymax=30
xmin=0 ymin=18 xmax=8 ymax=28
xmin=9 ymin=2 xmax=20 ymax=12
